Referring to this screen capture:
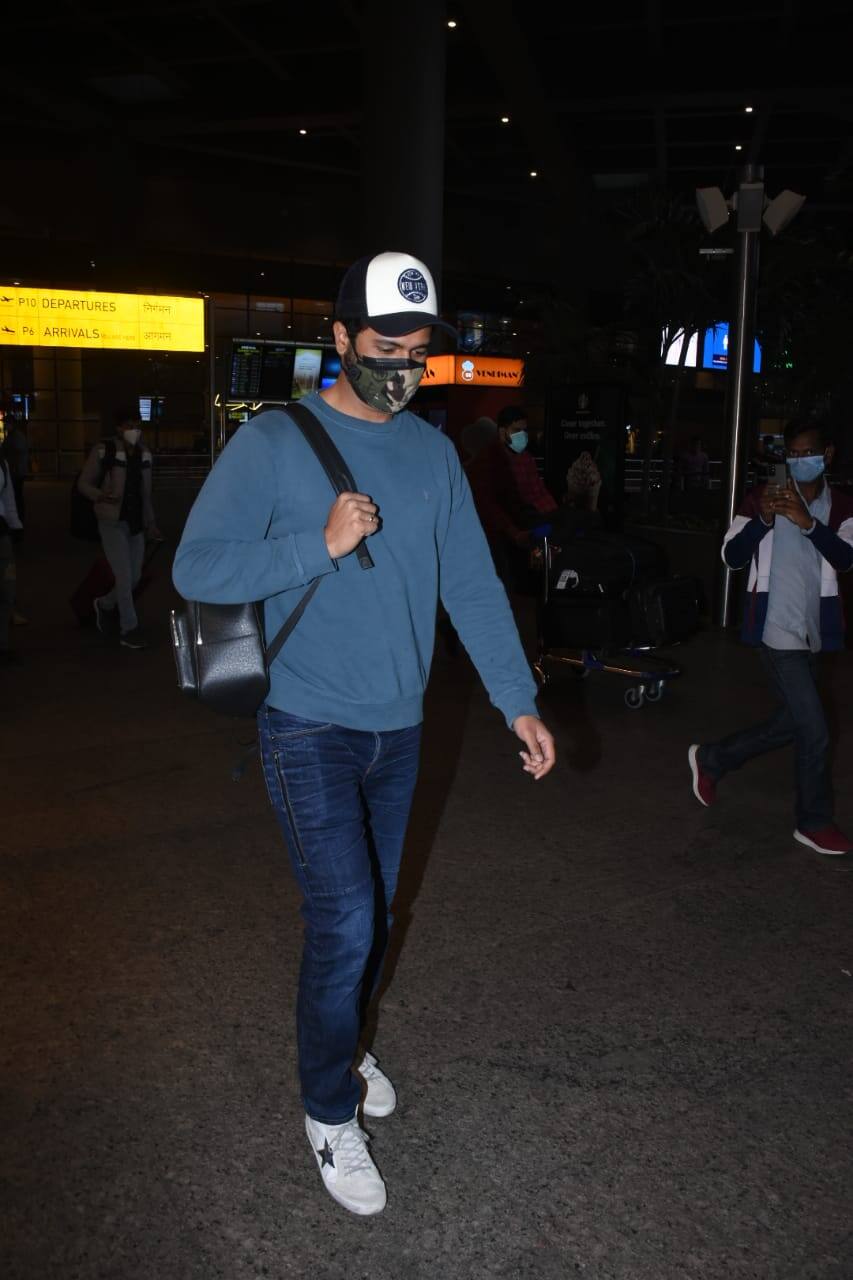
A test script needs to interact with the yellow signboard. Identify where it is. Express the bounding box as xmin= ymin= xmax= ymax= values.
xmin=0 ymin=286 xmax=205 ymax=352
